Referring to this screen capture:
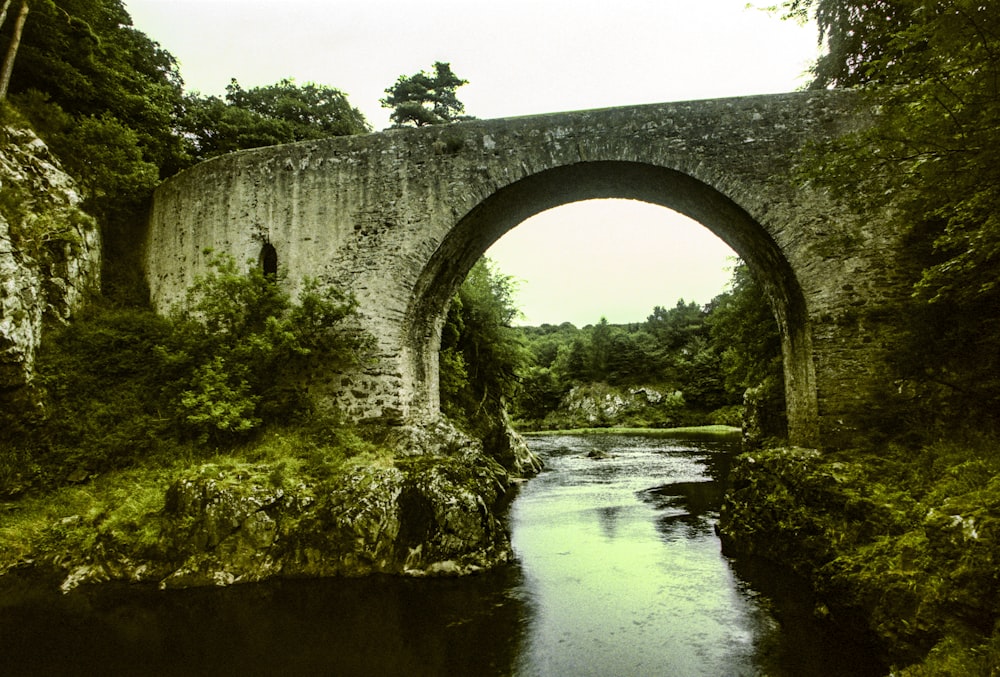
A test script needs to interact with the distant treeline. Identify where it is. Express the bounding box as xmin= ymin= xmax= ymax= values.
xmin=439 ymin=259 xmax=785 ymax=438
